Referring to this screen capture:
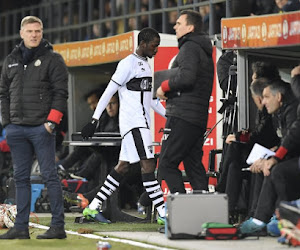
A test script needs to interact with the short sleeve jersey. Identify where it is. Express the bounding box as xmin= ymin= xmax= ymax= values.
xmin=112 ymin=53 xmax=153 ymax=136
